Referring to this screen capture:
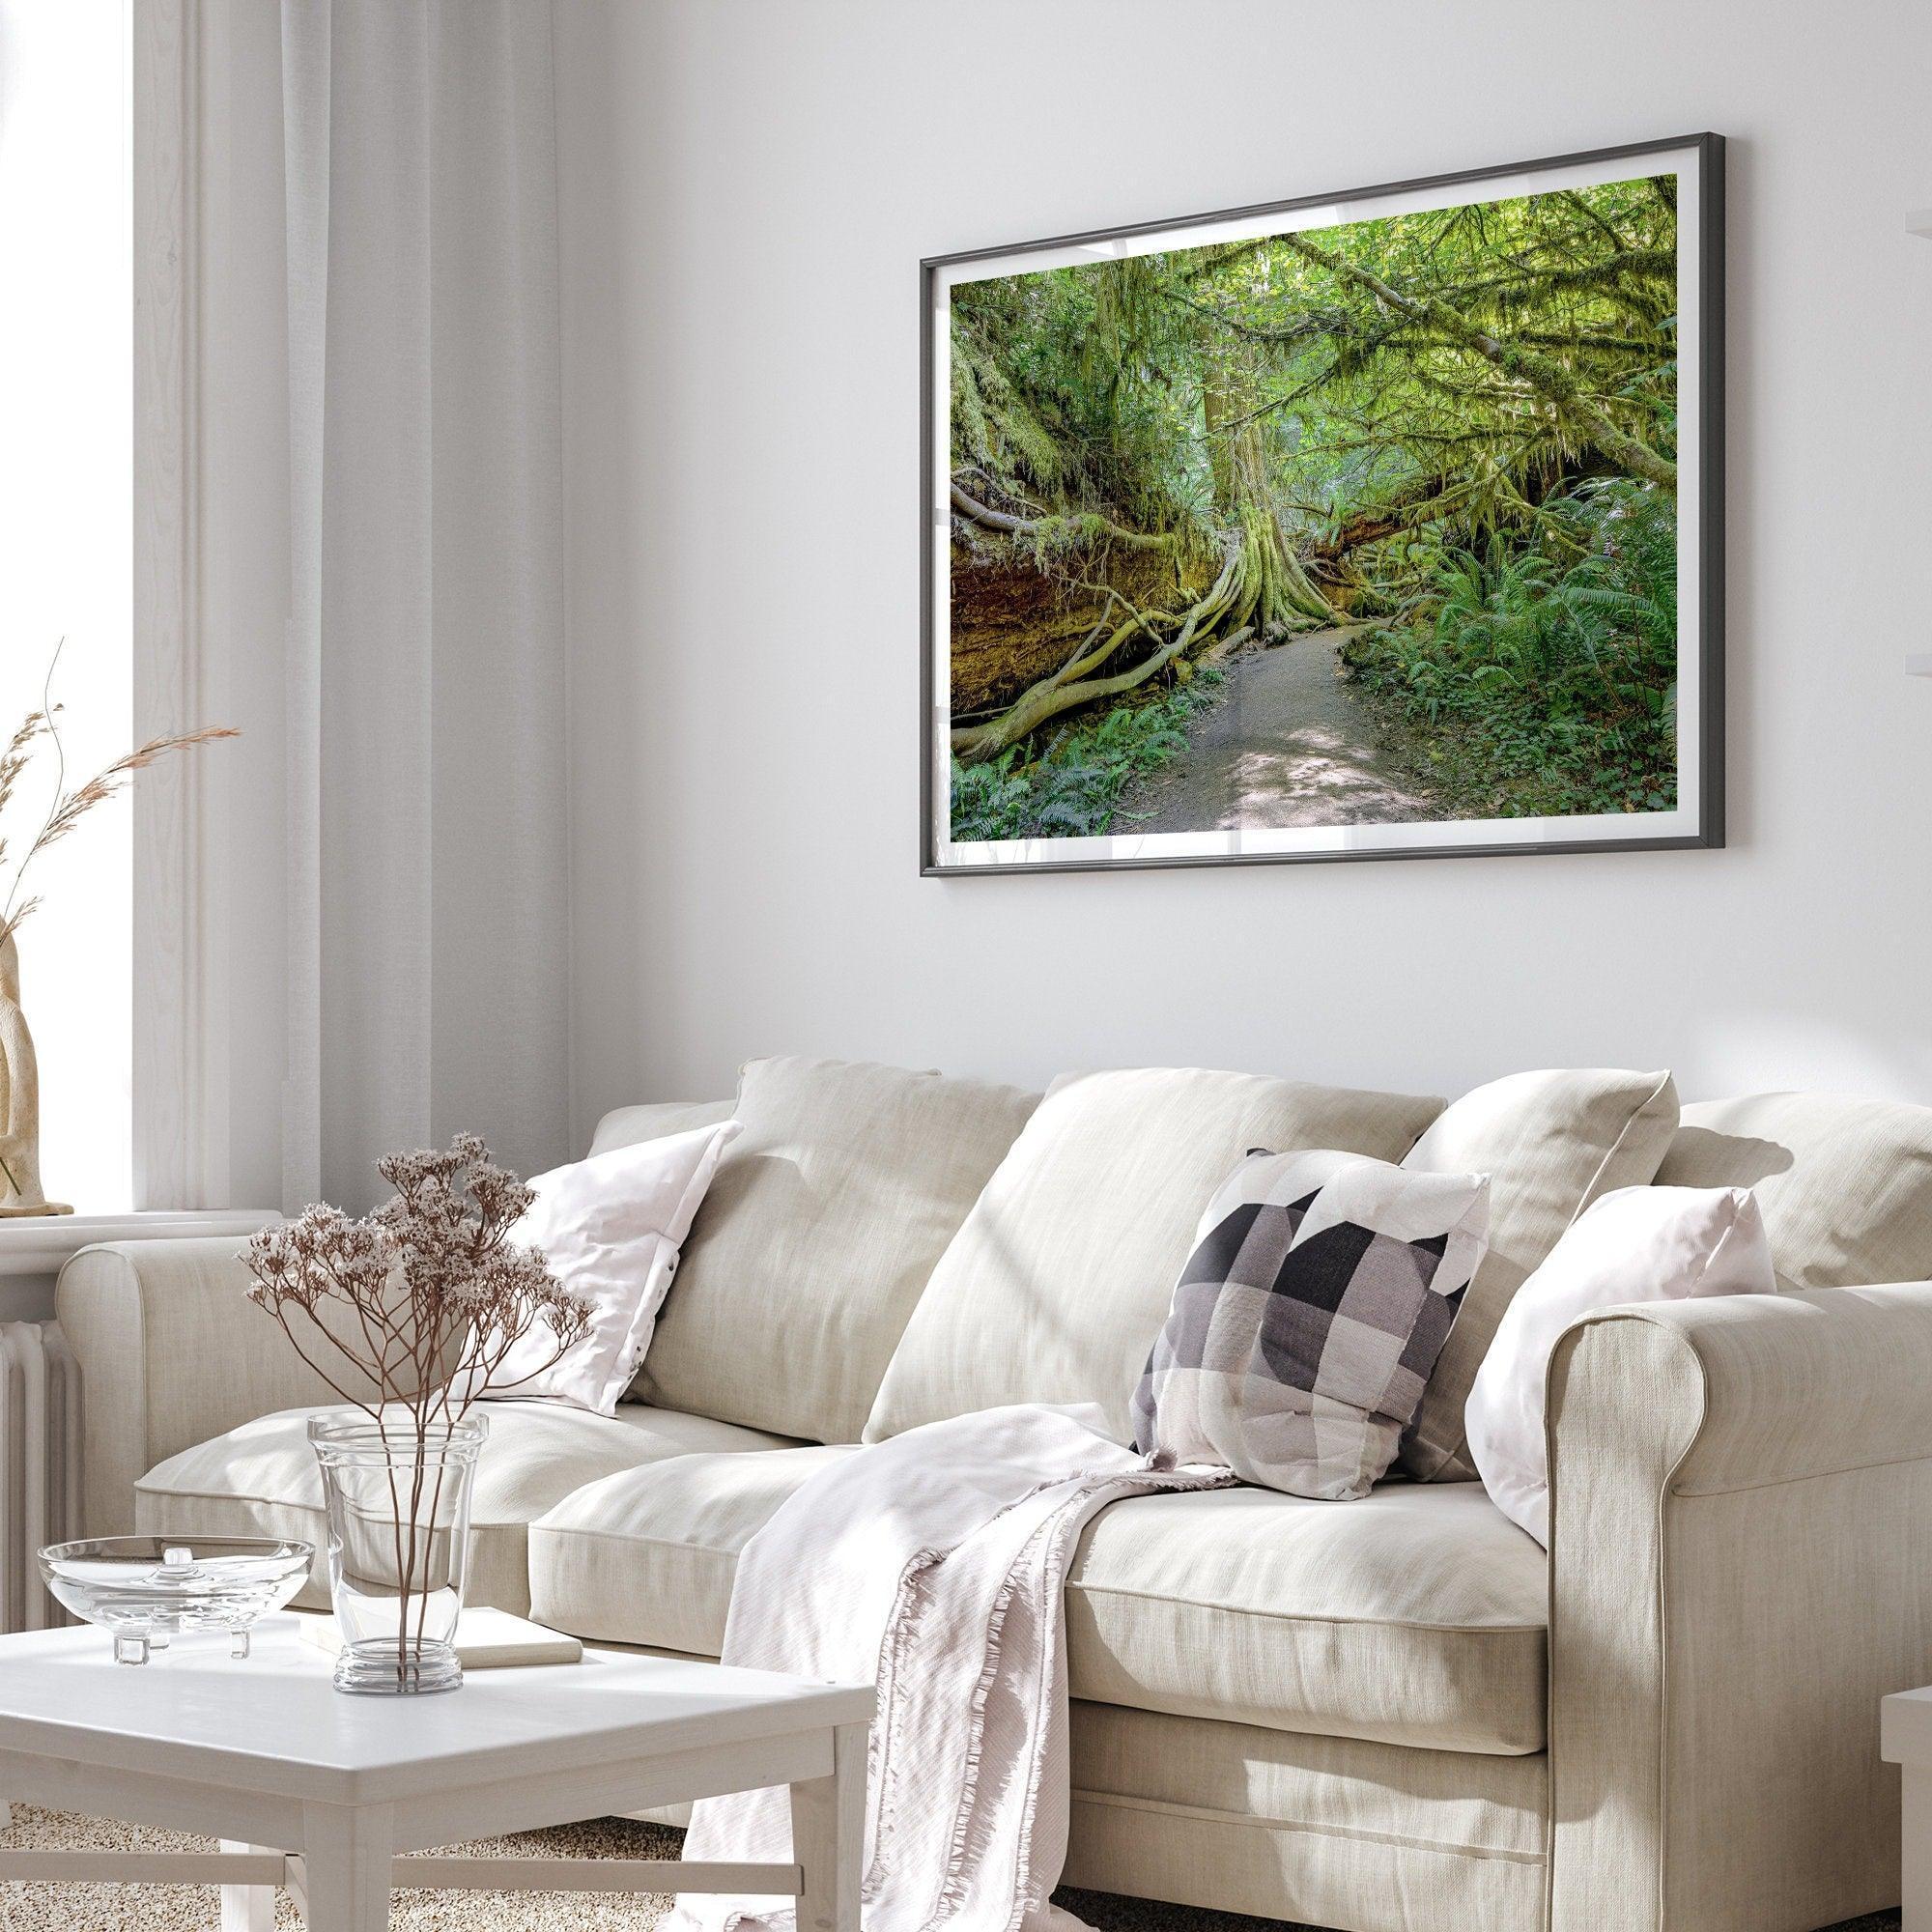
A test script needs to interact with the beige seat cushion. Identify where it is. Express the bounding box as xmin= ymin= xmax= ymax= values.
xmin=1399 ymin=1067 xmax=1678 ymax=1481
xmin=1068 ymin=1481 xmax=1545 ymax=1754
xmin=633 ymin=1057 xmax=1039 ymax=1444
xmin=863 ymin=1068 xmax=1444 ymax=1445
xmin=590 ymin=1098 xmax=734 ymax=1155
xmin=528 ymin=1453 xmax=1546 ymax=1755
xmin=1656 ymin=1092 xmax=1932 ymax=1291
xmin=530 ymin=1444 xmax=854 ymax=1657
xmin=135 ymin=1400 xmax=799 ymax=1619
